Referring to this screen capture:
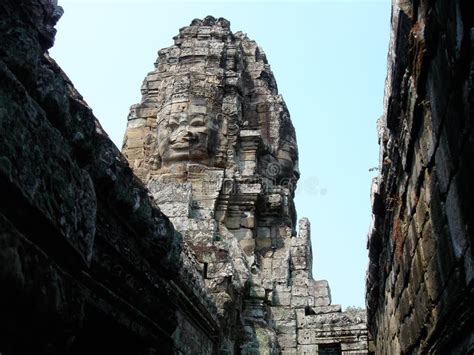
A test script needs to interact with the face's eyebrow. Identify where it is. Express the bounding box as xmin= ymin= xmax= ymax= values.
xmin=168 ymin=116 xmax=180 ymax=124
xmin=189 ymin=115 xmax=206 ymax=125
